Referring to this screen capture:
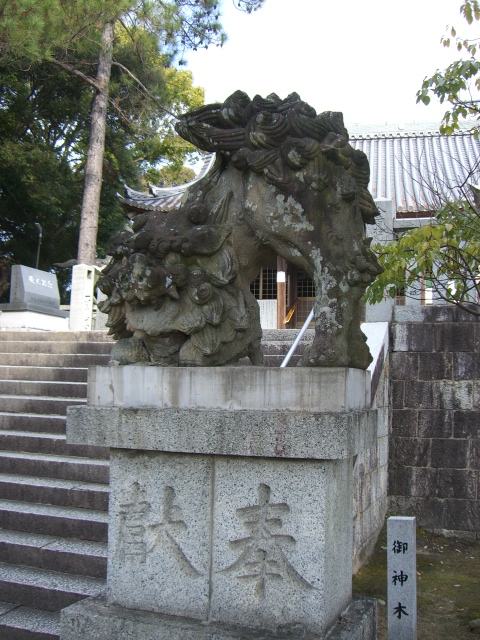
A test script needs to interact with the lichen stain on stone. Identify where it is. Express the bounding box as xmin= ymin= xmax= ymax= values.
xmin=276 ymin=194 xmax=314 ymax=232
